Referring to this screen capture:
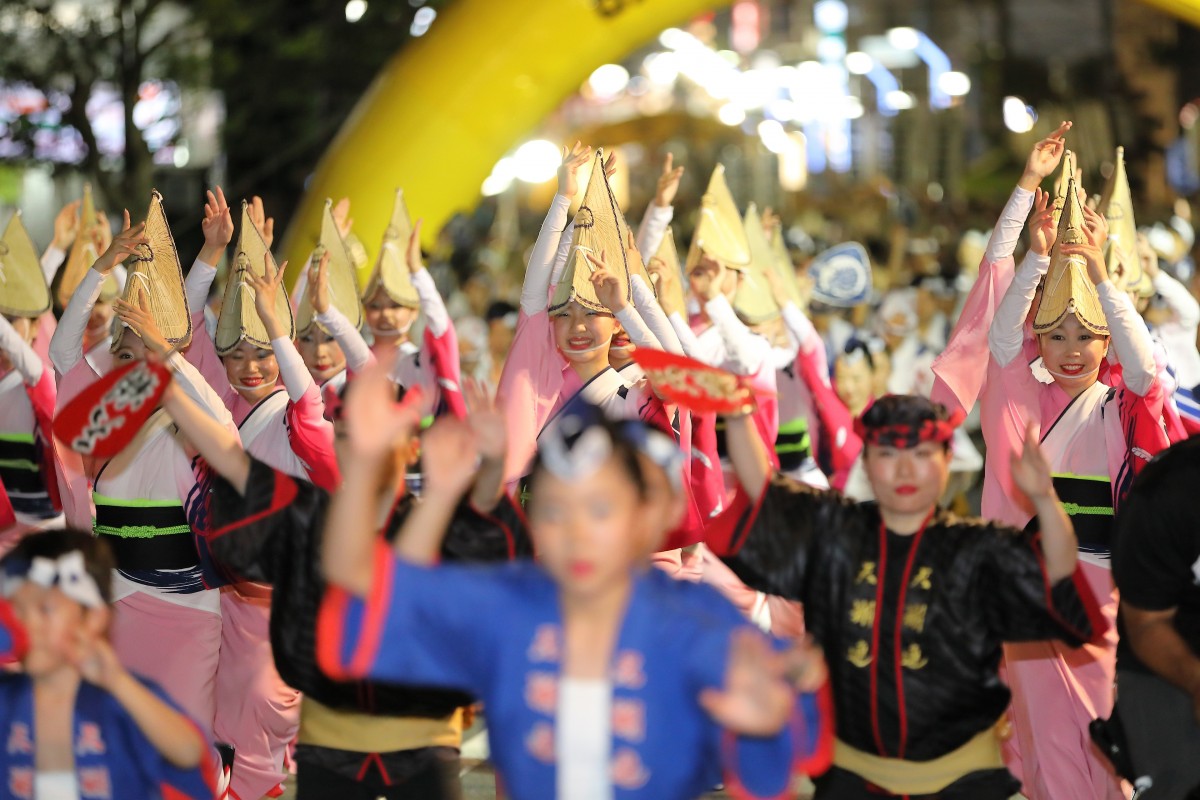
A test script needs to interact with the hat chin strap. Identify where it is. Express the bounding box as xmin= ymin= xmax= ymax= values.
xmin=560 ymin=335 xmax=613 ymax=357
xmin=1044 ymin=364 xmax=1100 ymax=382
xmin=369 ymin=319 xmax=414 ymax=338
